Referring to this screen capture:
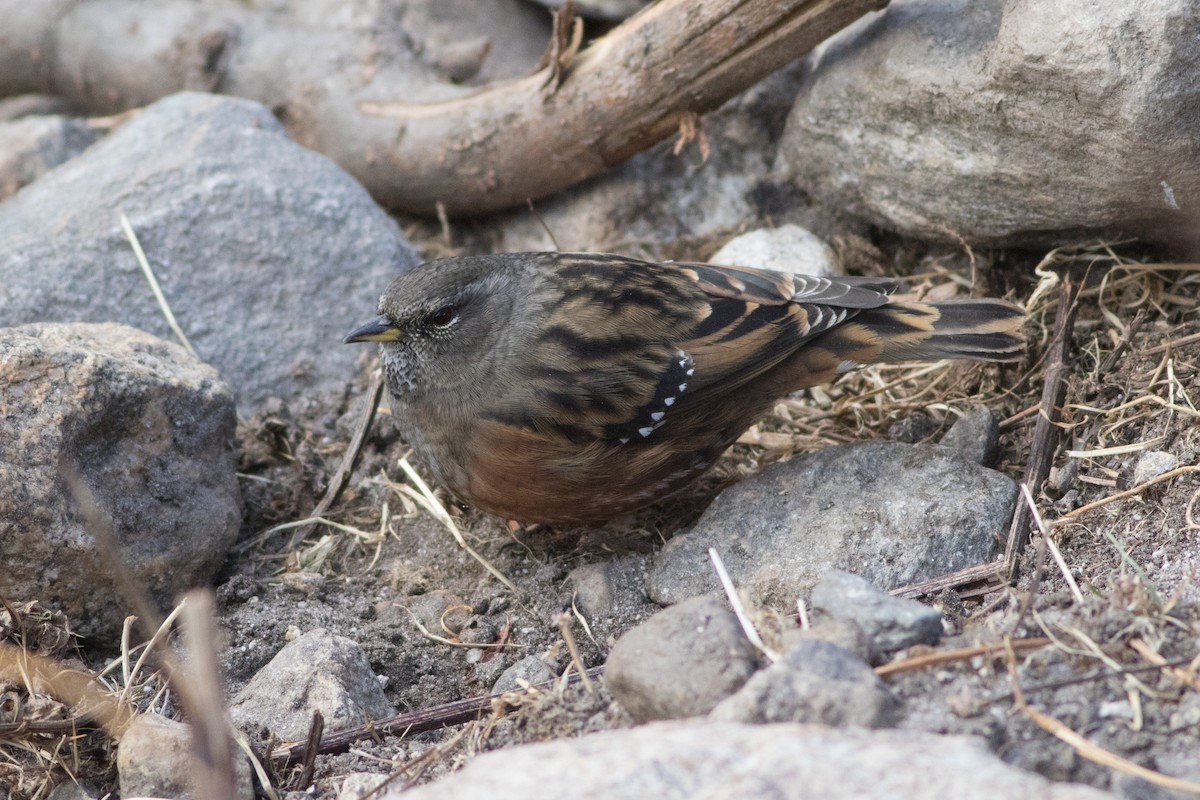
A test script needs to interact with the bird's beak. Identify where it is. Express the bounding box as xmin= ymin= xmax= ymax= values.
xmin=344 ymin=315 xmax=402 ymax=343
